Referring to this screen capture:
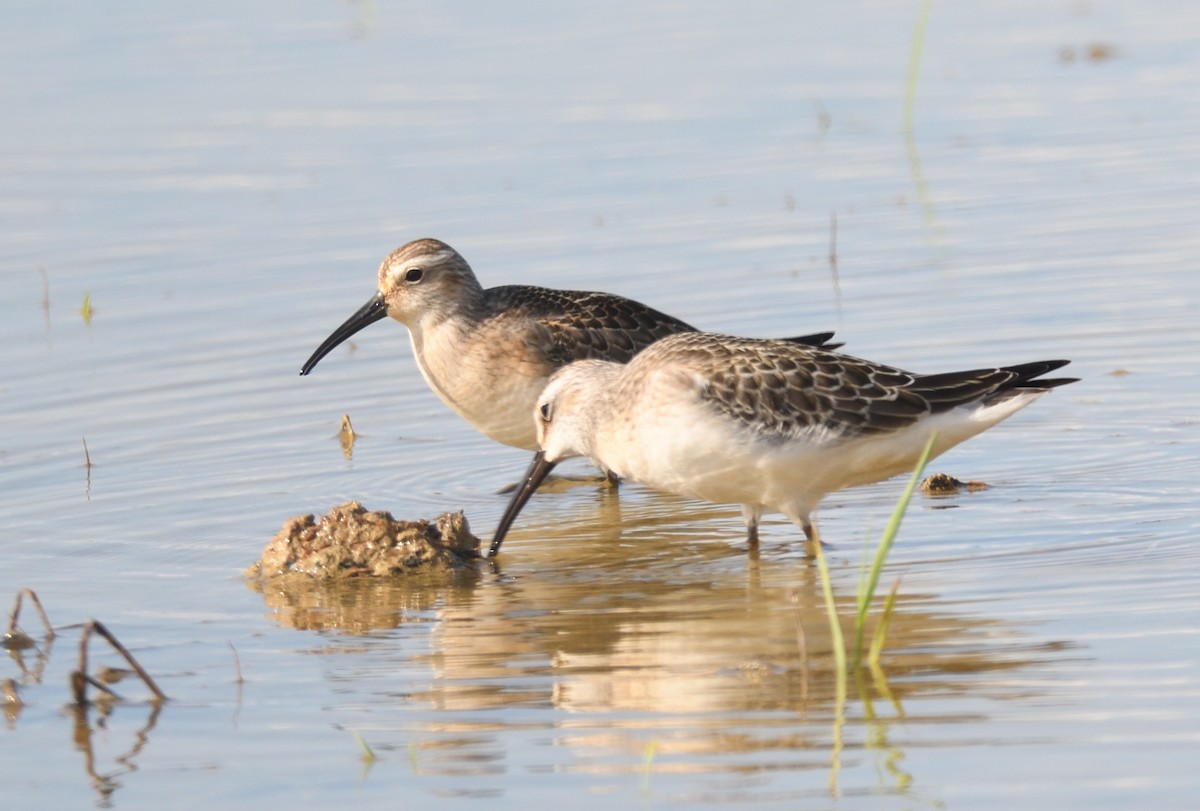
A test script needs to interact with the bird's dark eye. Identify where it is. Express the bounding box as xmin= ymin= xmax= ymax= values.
xmin=539 ymin=402 xmax=553 ymax=422
xmin=404 ymin=267 xmax=424 ymax=283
